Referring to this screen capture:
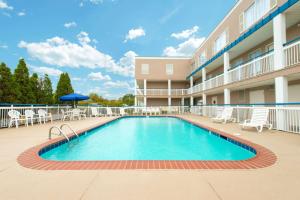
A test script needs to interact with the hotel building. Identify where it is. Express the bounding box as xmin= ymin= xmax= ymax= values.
xmin=134 ymin=0 xmax=300 ymax=107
